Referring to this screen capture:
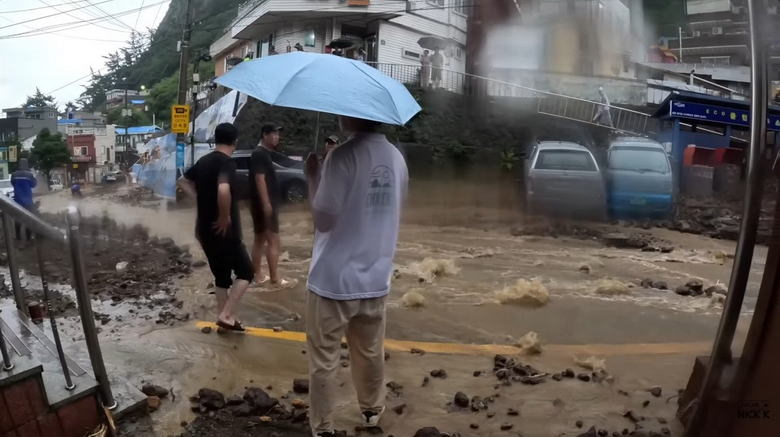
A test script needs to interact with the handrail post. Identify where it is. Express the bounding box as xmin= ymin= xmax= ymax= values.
xmin=0 ymin=310 xmax=13 ymax=371
xmin=34 ymin=236 xmax=75 ymax=391
xmin=1 ymin=213 xmax=26 ymax=316
xmin=65 ymin=207 xmax=116 ymax=409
